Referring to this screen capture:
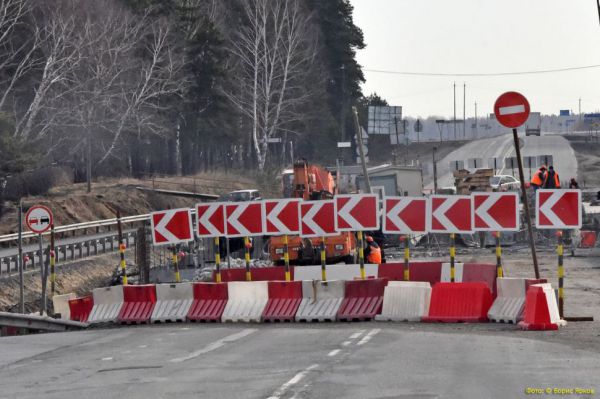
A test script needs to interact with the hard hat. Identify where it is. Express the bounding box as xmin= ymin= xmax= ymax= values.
xmin=366 ymin=235 xmax=374 ymax=242
xmin=540 ymin=165 xmax=547 ymax=170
